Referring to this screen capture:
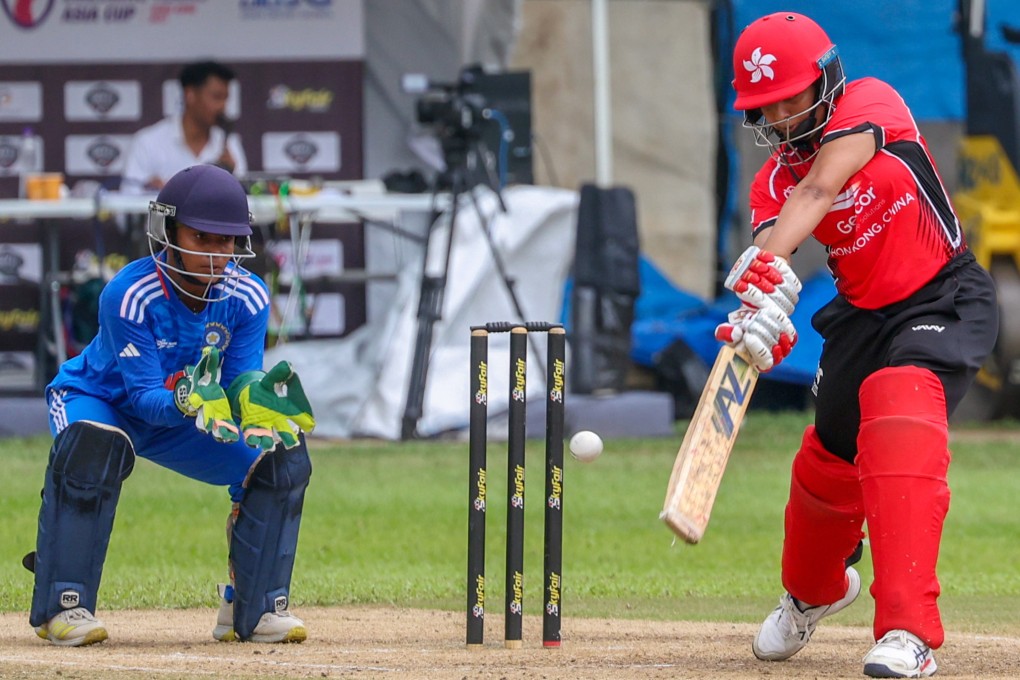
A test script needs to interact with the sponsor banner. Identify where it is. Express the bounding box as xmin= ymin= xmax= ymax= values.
xmin=0 ymin=134 xmax=43 ymax=176
xmin=0 ymin=352 xmax=35 ymax=390
xmin=64 ymin=134 xmax=132 ymax=176
xmin=262 ymin=131 xmax=341 ymax=173
xmin=267 ymin=85 xmax=335 ymax=114
xmin=64 ymin=81 xmax=142 ymax=122
xmin=0 ymin=243 xmax=43 ymax=284
xmin=265 ymin=239 xmax=344 ymax=286
xmin=0 ymin=0 xmax=364 ymax=63
xmin=0 ymin=82 xmax=43 ymax=122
